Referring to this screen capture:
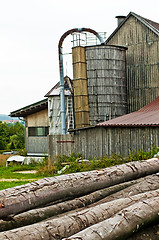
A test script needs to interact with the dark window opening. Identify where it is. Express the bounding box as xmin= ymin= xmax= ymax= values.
xmin=28 ymin=127 xmax=49 ymax=137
